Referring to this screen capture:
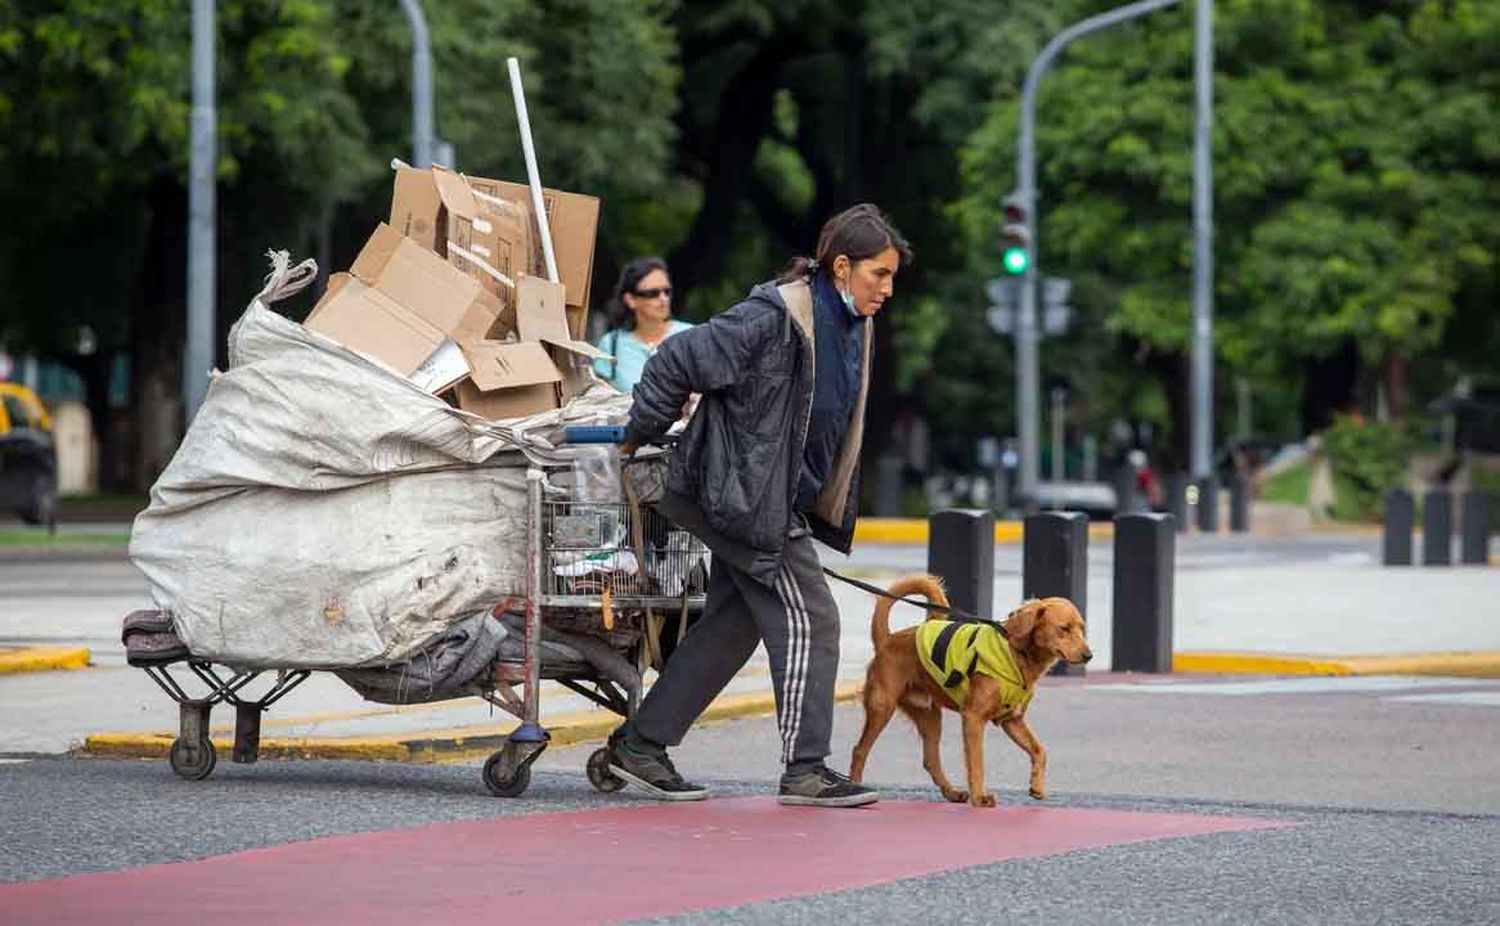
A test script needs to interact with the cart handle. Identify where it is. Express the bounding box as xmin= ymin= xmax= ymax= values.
xmin=561 ymin=425 xmax=680 ymax=447
xmin=561 ymin=425 xmax=627 ymax=444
